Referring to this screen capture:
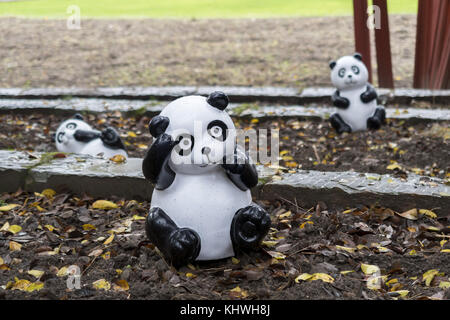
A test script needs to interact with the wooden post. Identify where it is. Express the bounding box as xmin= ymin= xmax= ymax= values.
xmin=353 ymin=0 xmax=372 ymax=83
xmin=372 ymin=0 xmax=394 ymax=88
